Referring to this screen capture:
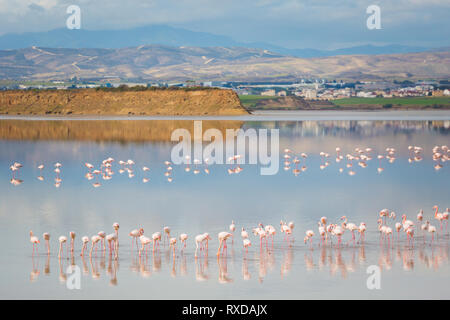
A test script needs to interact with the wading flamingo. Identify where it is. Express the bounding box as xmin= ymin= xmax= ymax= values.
xmin=152 ymin=232 xmax=162 ymax=251
xmin=58 ymin=236 xmax=67 ymax=259
xmin=43 ymin=232 xmax=50 ymax=254
xmin=179 ymin=233 xmax=188 ymax=250
xmin=217 ymin=232 xmax=232 ymax=256
xmin=243 ymin=239 xmax=251 ymax=253
xmin=30 ymin=231 xmax=40 ymax=255
xmin=80 ymin=236 xmax=89 ymax=256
